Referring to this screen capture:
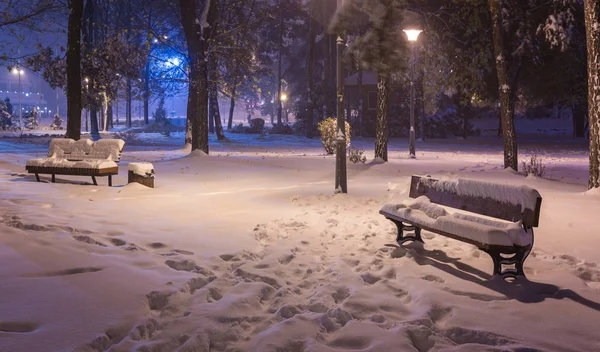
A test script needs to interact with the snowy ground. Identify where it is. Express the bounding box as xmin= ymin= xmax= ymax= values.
xmin=0 ymin=132 xmax=599 ymax=352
